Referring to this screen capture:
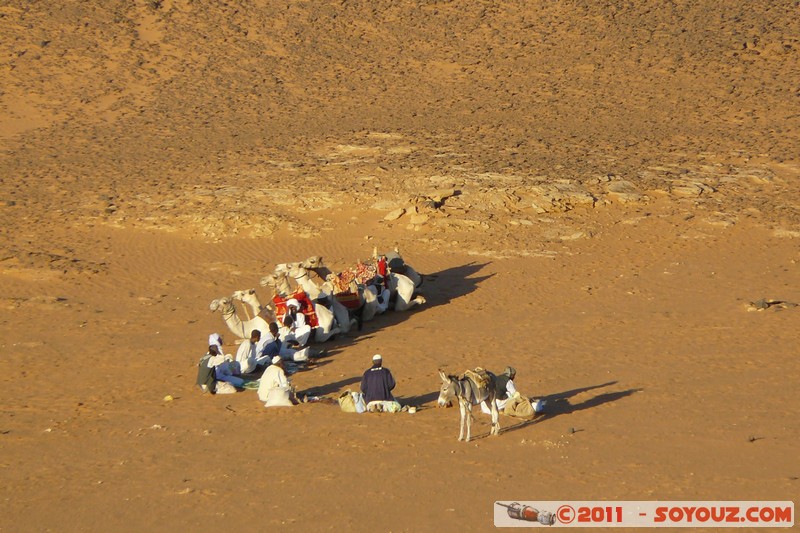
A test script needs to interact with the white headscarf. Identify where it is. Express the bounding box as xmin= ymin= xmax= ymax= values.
xmin=208 ymin=333 xmax=224 ymax=355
